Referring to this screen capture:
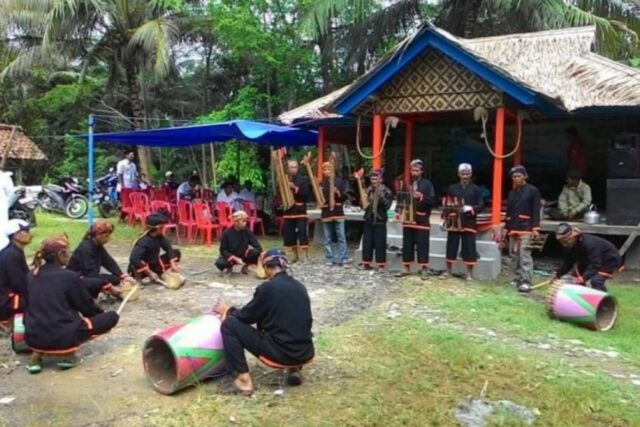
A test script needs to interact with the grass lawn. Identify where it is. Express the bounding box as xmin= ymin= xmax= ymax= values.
xmin=150 ymin=305 xmax=640 ymax=427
